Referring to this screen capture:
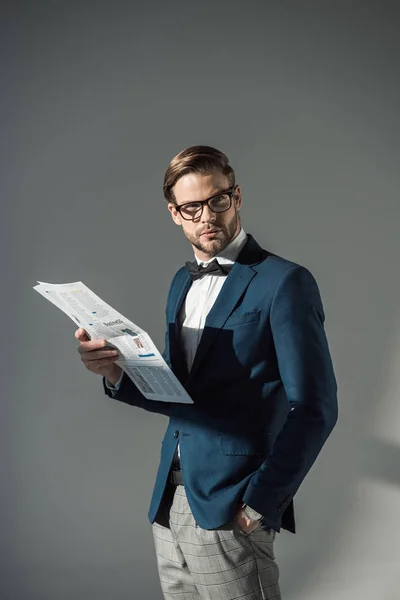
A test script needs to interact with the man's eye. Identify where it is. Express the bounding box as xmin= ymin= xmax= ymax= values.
xmin=184 ymin=203 xmax=201 ymax=212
